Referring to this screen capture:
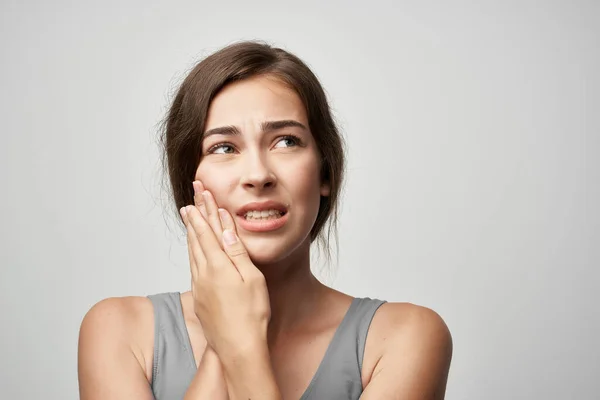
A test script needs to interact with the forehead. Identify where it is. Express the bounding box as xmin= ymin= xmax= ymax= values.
xmin=204 ymin=75 xmax=308 ymax=131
